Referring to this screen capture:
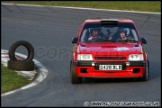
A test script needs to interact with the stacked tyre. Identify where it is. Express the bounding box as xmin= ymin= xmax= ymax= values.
xmin=7 ymin=41 xmax=34 ymax=71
